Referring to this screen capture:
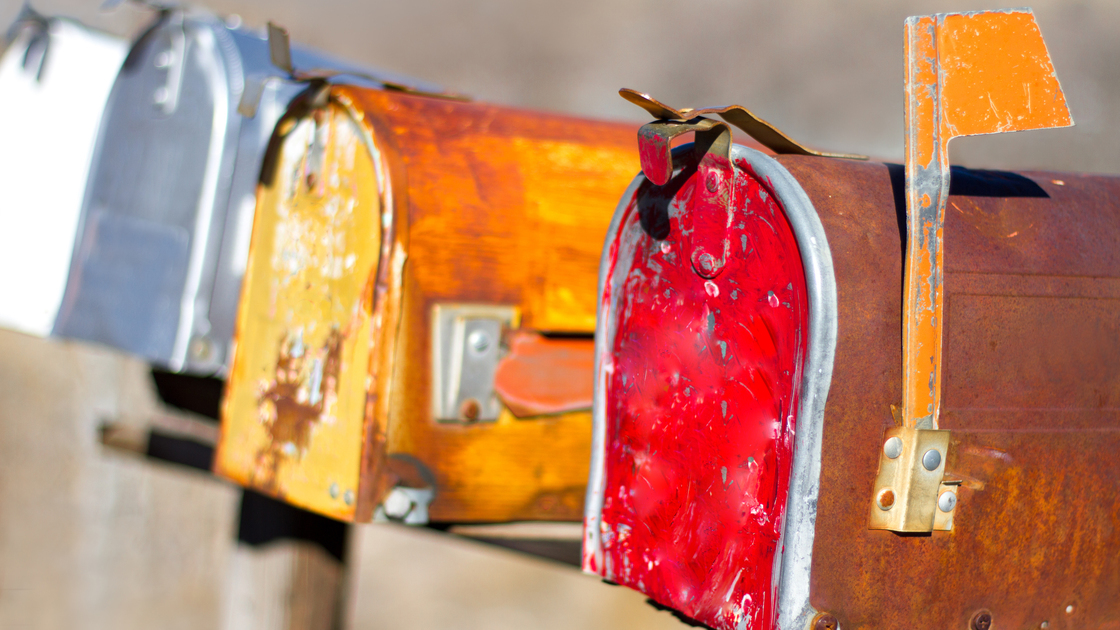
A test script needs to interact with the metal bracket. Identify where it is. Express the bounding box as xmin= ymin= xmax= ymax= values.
xmin=431 ymin=304 xmax=518 ymax=423
xmin=868 ymin=426 xmax=957 ymax=532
